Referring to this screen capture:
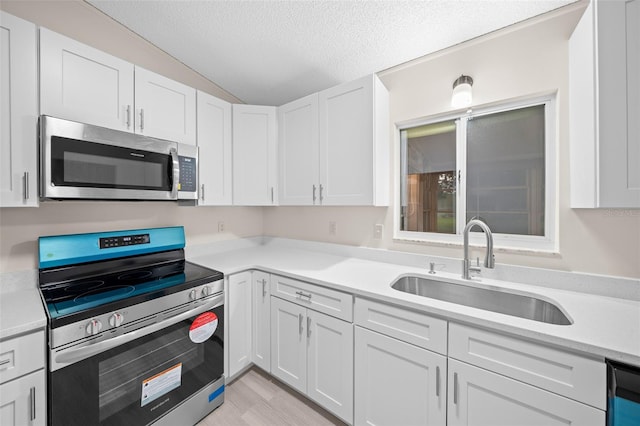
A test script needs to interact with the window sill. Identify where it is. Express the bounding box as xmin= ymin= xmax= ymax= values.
xmin=393 ymin=232 xmax=560 ymax=257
